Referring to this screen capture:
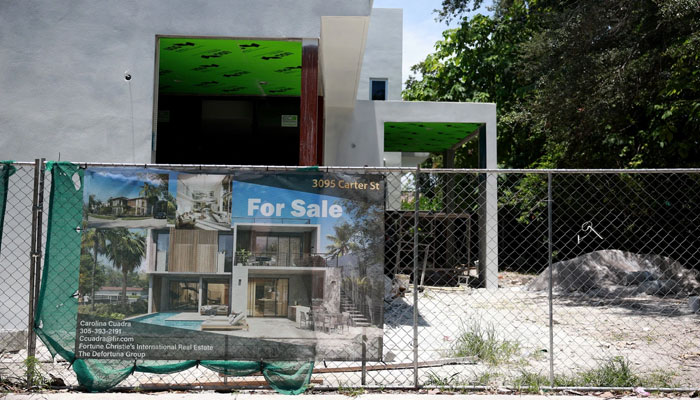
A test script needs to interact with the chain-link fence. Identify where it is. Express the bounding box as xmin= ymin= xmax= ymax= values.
xmin=1 ymin=162 xmax=699 ymax=392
